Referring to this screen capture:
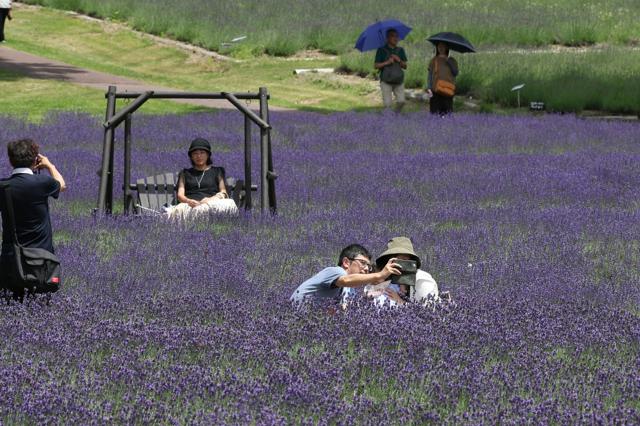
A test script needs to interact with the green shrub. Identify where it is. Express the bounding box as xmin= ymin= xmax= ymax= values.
xmin=20 ymin=0 xmax=640 ymax=57
xmin=479 ymin=102 xmax=495 ymax=113
xmin=264 ymin=35 xmax=303 ymax=57
xmin=17 ymin=0 xmax=640 ymax=113
xmin=340 ymin=47 xmax=640 ymax=114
